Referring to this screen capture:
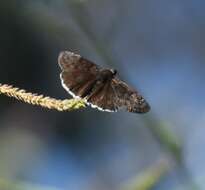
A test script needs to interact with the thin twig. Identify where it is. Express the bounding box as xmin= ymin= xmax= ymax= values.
xmin=0 ymin=83 xmax=86 ymax=111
